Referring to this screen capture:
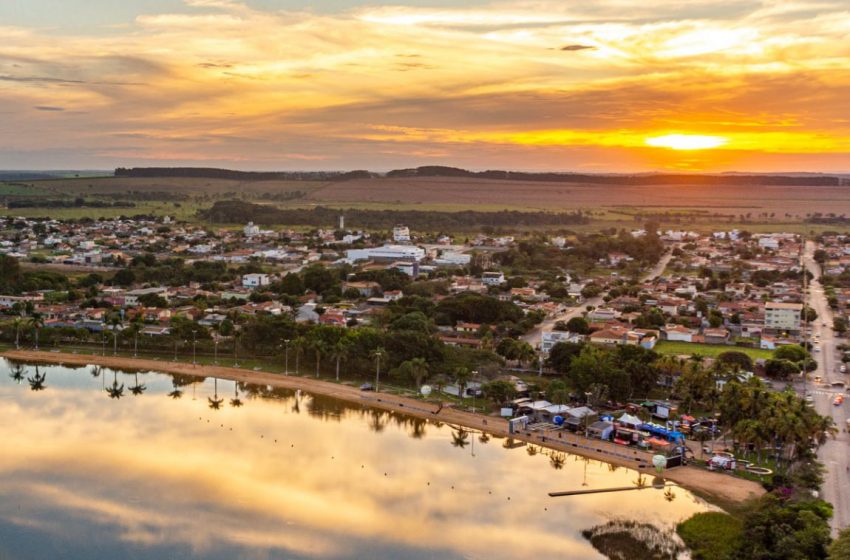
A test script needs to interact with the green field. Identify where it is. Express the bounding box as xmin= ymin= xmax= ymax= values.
xmin=654 ymin=340 xmax=774 ymax=360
